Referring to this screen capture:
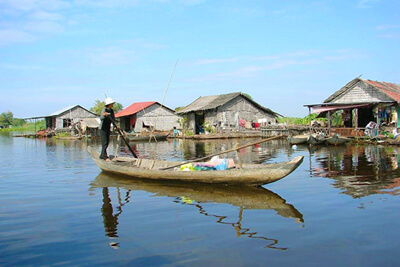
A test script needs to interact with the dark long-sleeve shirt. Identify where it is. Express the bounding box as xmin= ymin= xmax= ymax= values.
xmin=100 ymin=107 xmax=115 ymax=131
